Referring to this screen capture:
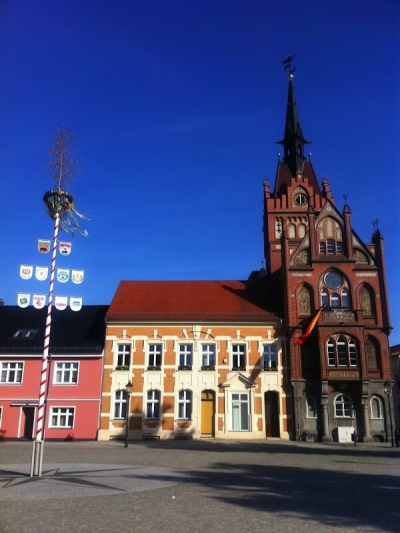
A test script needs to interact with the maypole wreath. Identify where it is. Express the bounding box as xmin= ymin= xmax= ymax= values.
xmin=43 ymin=189 xmax=88 ymax=236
